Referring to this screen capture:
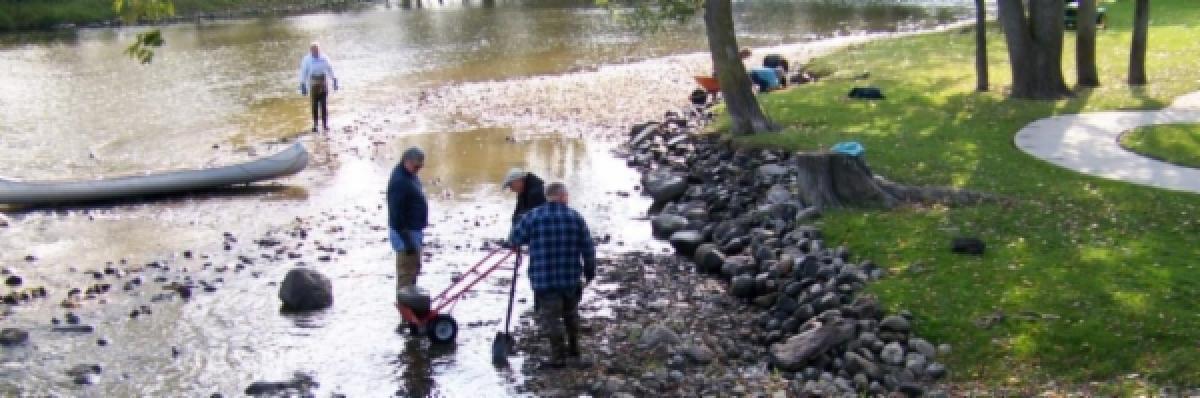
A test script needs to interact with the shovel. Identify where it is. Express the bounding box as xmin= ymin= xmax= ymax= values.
xmin=491 ymin=249 xmax=521 ymax=365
